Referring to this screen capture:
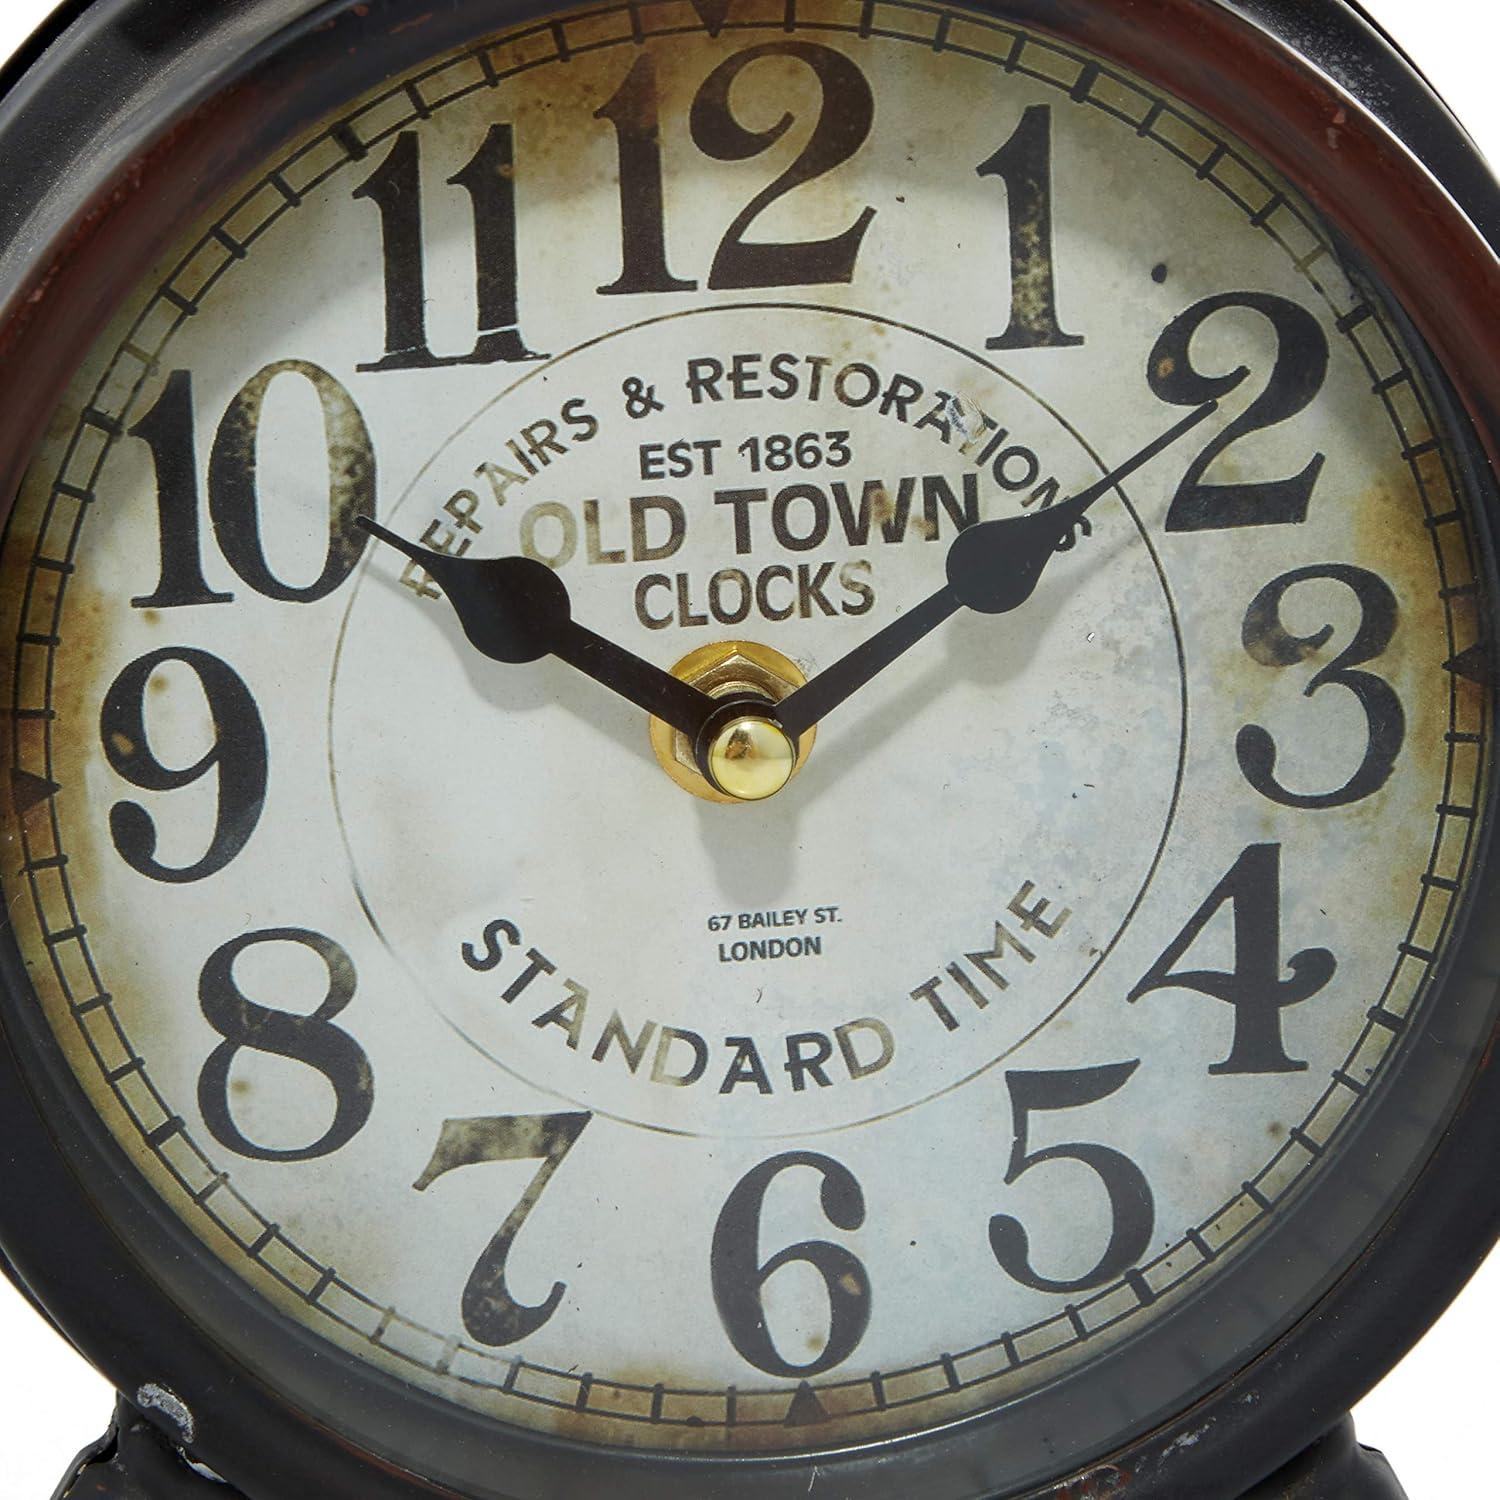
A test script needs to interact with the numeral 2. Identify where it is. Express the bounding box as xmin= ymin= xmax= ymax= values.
xmin=1149 ymin=292 xmax=1329 ymax=530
